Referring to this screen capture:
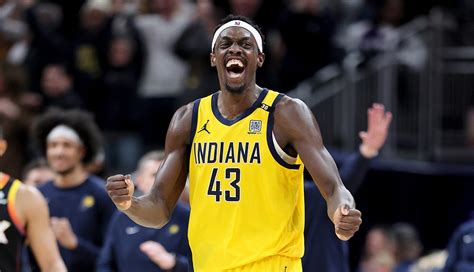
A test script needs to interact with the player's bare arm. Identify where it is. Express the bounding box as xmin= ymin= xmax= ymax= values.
xmin=273 ymin=96 xmax=362 ymax=240
xmin=17 ymin=185 xmax=66 ymax=272
xmin=106 ymin=103 xmax=193 ymax=228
